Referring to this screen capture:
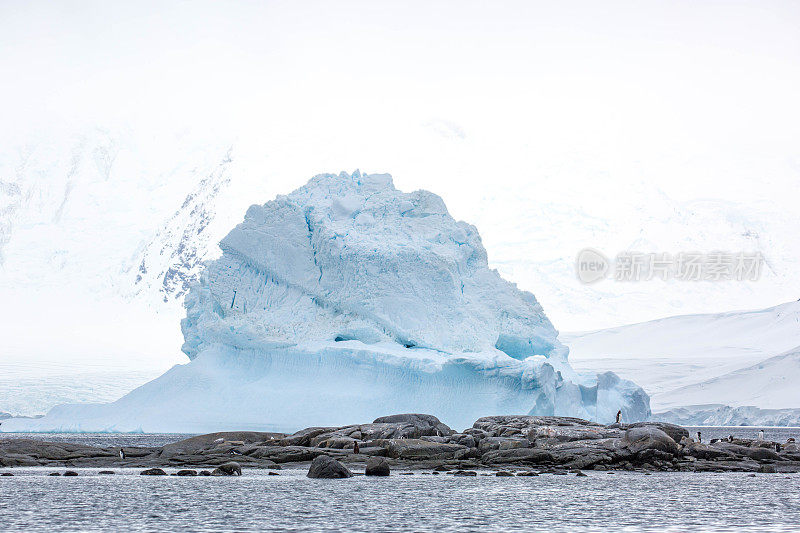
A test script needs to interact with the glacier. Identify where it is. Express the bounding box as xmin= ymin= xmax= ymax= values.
xmin=2 ymin=171 xmax=649 ymax=433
